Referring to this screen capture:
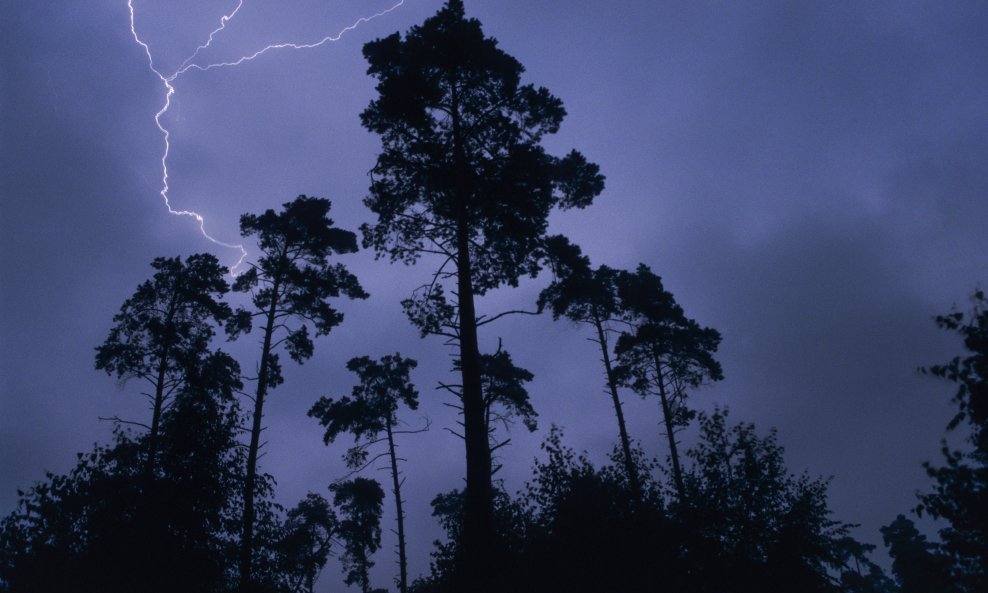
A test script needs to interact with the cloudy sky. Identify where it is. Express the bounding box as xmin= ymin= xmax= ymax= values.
xmin=2 ymin=0 xmax=987 ymax=589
